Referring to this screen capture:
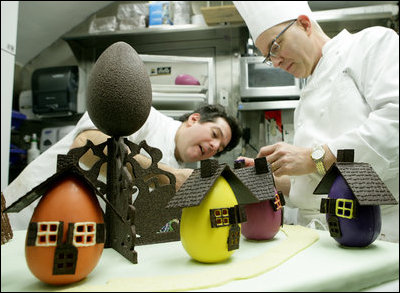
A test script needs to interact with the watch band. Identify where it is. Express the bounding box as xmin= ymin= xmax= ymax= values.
xmin=315 ymin=160 xmax=326 ymax=175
